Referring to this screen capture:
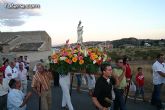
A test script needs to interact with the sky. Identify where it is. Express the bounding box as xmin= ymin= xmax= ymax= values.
xmin=0 ymin=0 xmax=165 ymax=45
